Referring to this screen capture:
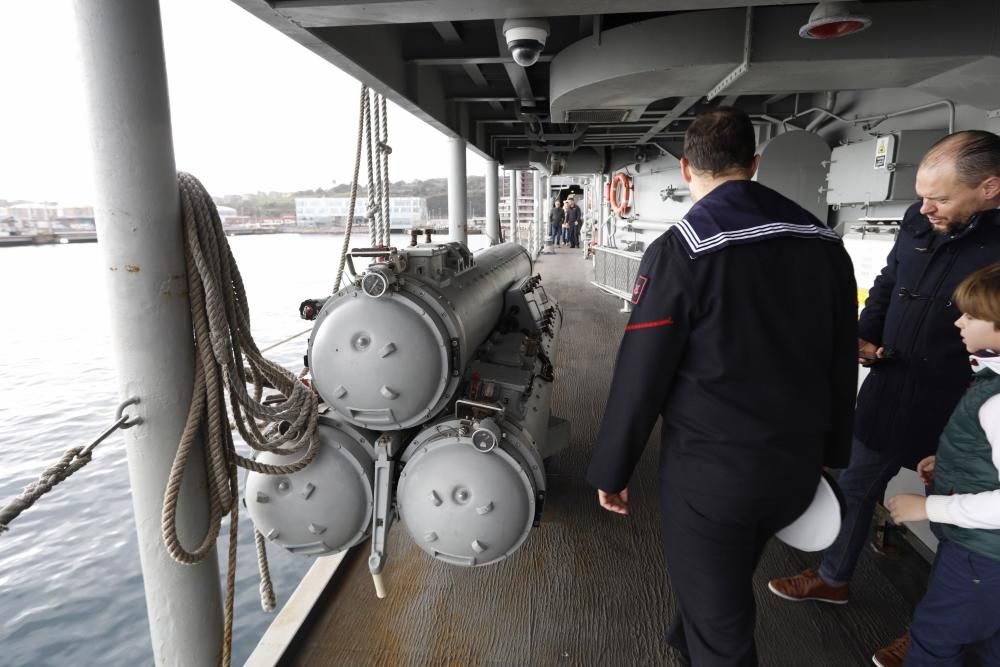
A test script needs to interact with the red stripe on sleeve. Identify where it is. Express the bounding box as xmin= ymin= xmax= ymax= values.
xmin=625 ymin=317 xmax=674 ymax=332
